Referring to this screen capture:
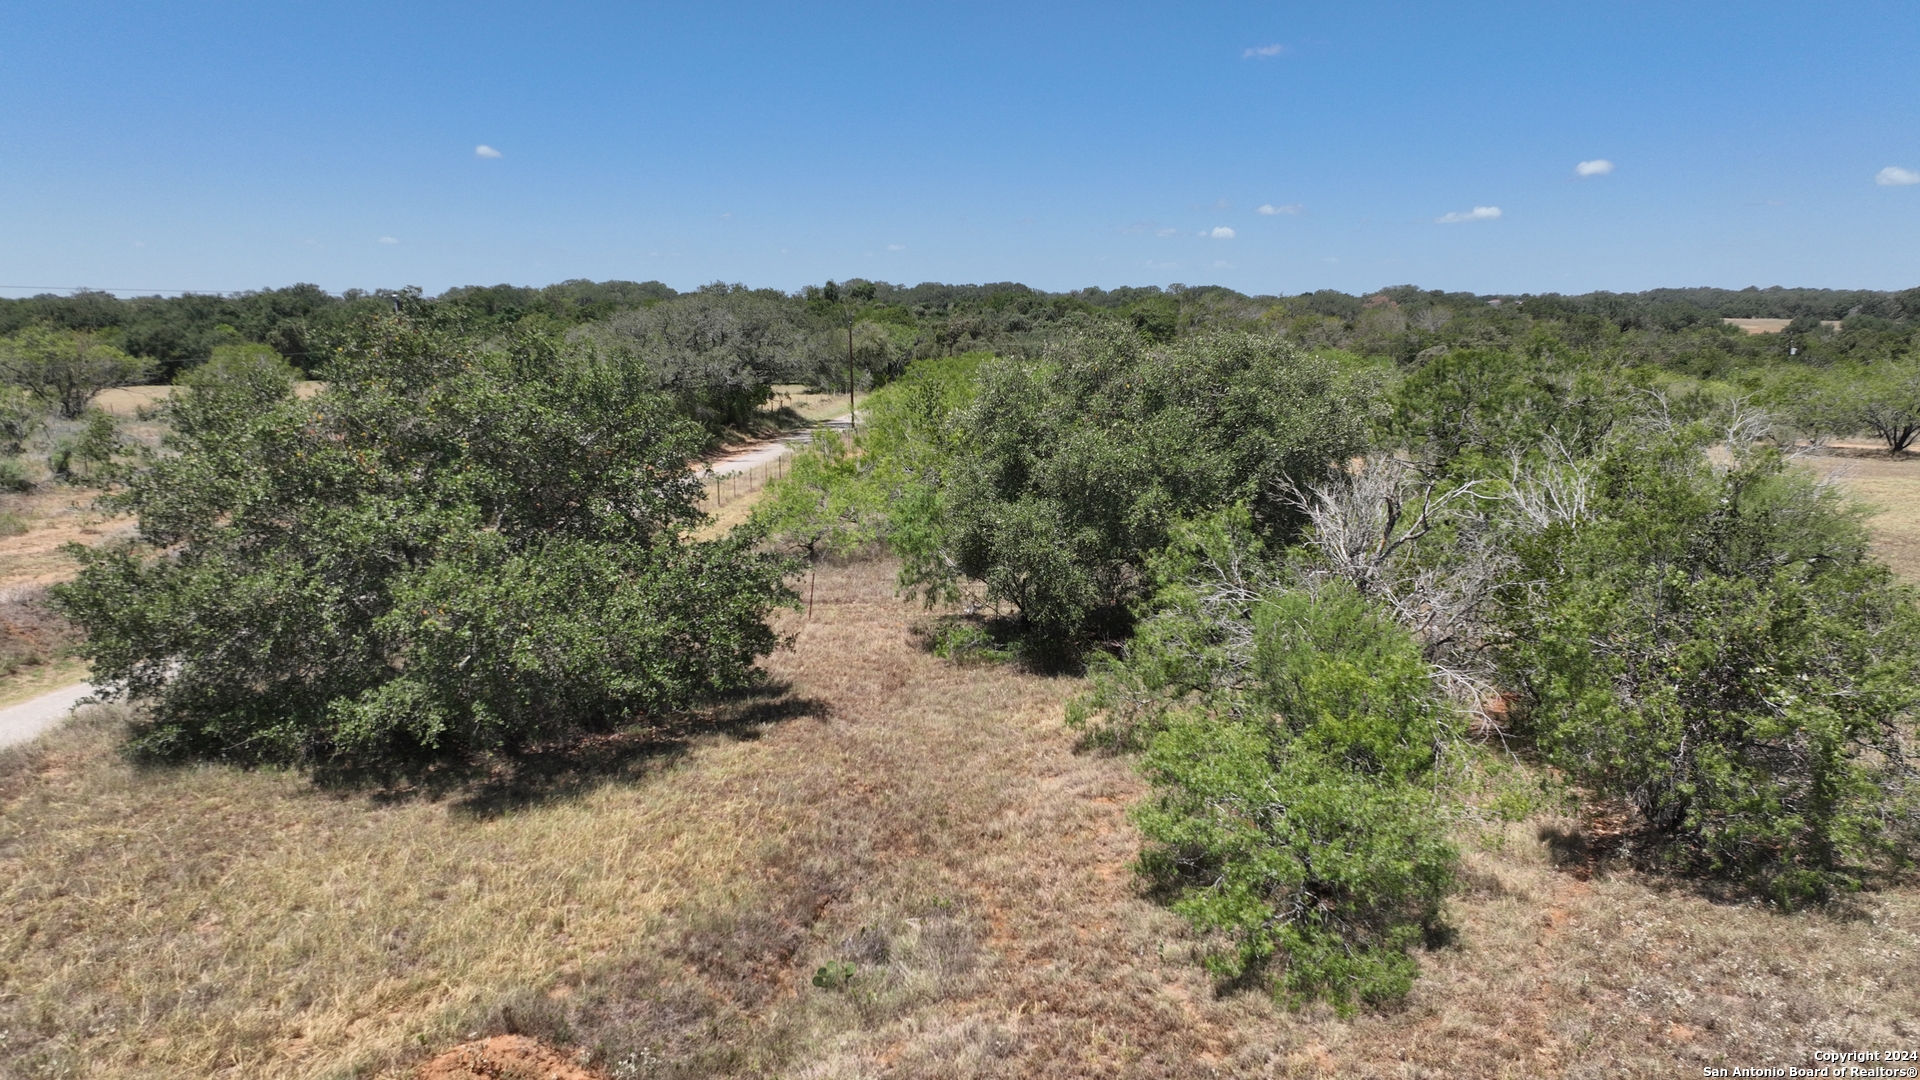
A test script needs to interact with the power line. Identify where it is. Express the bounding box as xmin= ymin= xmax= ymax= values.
xmin=0 ymin=284 xmax=233 ymax=296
